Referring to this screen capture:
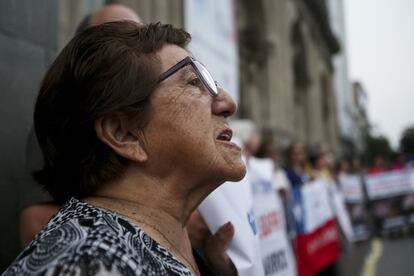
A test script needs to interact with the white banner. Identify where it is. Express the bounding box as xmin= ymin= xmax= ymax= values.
xmin=249 ymin=158 xmax=297 ymax=276
xmin=198 ymin=160 xmax=265 ymax=276
xmin=302 ymin=178 xmax=354 ymax=242
xmin=366 ymin=170 xmax=413 ymax=200
xmin=301 ymin=180 xmax=335 ymax=233
xmin=407 ymin=170 xmax=414 ymax=191
xmin=330 ymin=187 xmax=355 ymax=242
xmin=339 ymin=174 xmax=364 ymax=203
